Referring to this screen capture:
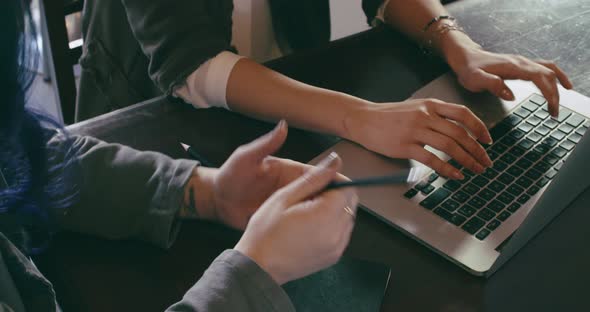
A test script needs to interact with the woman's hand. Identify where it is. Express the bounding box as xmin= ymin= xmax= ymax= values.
xmin=443 ymin=38 xmax=573 ymax=117
xmin=344 ymin=99 xmax=493 ymax=180
xmin=181 ymin=120 xmax=344 ymax=230
xmin=235 ymin=152 xmax=358 ymax=285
